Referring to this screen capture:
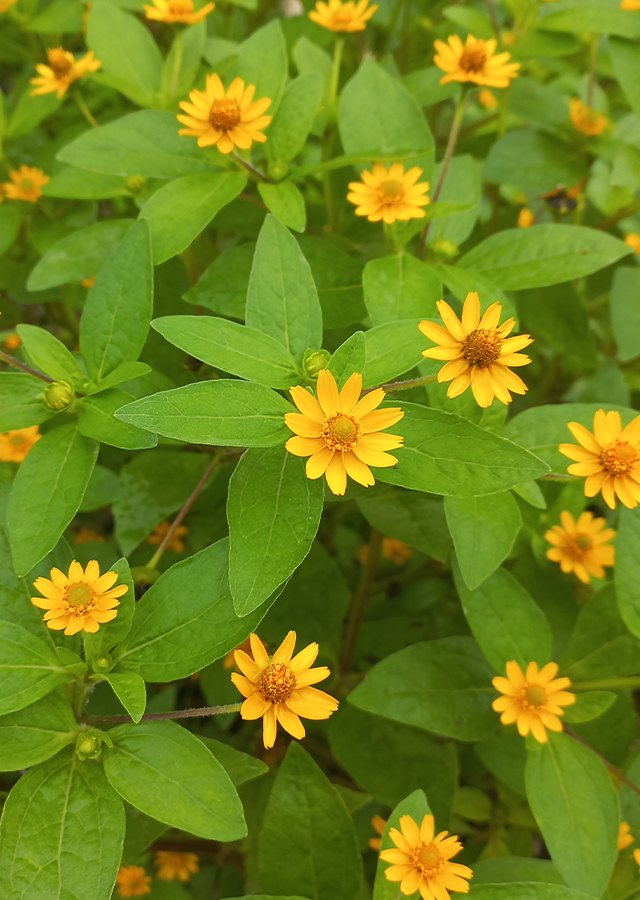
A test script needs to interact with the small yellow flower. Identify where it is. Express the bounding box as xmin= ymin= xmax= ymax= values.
xmin=619 ymin=822 xmax=634 ymax=852
xmin=380 ymin=813 xmax=473 ymax=899
xmin=634 ymin=848 xmax=640 ymax=871
xmin=369 ymin=814 xmax=387 ymax=851
xmin=0 ymin=426 xmax=41 ymax=463
xmin=360 ymin=537 xmax=413 ymax=565
xmin=177 ymin=74 xmax=272 ymax=154
xmin=621 ymin=0 xmax=640 ymax=10
xmin=30 ymin=47 xmax=101 ymax=99
xmin=116 ymin=866 xmax=152 ymax=897
xmin=0 ymin=0 xmax=17 ymax=12
xmin=478 ymin=88 xmax=498 ymax=109
xmin=347 ymin=163 xmax=430 ymax=225
xmin=309 ymin=0 xmax=377 ymax=31
xmin=559 ymin=409 xmax=640 ymax=510
xmin=31 ymin=560 xmax=128 ymax=636
xmin=419 ymin=291 xmax=533 ymax=408
xmin=231 ymin=631 xmax=339 ymax=749
xmin=74 ymin=527 xmax=105 ymax=545
xmin=144 ymin=0 xmax=214 ymax=24
xmin=147 ymin=520 xmax=188 ymax=552
xmin=434 ymin=34 xmax=520 ymax=88
xmin=624 ymin=233 xmax=640 ymax=254
xmin=3 ymin=166 xmax=49 ymax=203
xmin=284 ymin=369 xmax=404 ymax=496
xmin=4 ymin=332 xmax=21 ymax=350
xmin=492 ymin=661 xmax=575 ymax=743
xmin=81 ymin=276 xmax=96 ymax=289
xmin=155 ymin=851 xmax=199 ymax=882
xmin=517 ymin=207 xmax=535 ymax=228
xmin=569 ymin=98 xmax=608 ymax=136
xmin=545 ymin=510 xmax=615 ymax=584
